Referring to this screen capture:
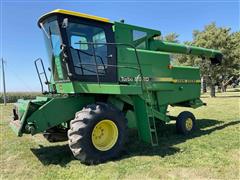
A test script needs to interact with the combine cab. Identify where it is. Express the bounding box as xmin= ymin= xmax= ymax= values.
xmin=10 ymin=9 xmax=222 ymax=164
